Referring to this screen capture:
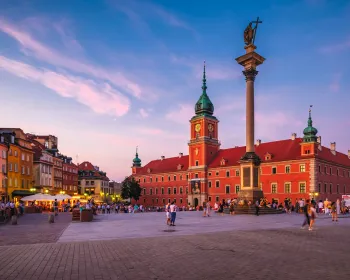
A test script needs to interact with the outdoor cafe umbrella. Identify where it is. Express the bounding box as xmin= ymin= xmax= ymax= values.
xmin=20 ymin=194 xmax=55 ymax=202
xmin=54 ymin=194 xmax=72 ymax=201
